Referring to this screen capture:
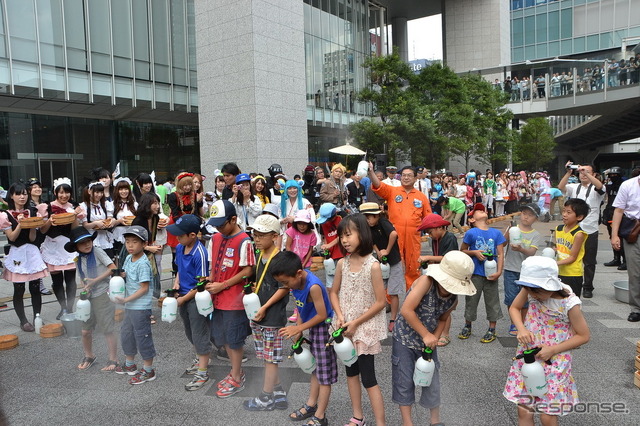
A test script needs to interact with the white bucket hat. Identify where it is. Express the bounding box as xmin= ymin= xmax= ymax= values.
xmin=425 ymin=251 xmax=477 ymax=296
xmin=515 ymin=256 xmax=563 ymax=291
xmin=251 ymin=214 xmax=281 ymax=235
